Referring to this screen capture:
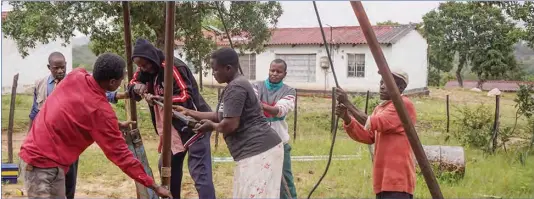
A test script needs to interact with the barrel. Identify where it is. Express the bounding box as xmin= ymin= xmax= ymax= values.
xmin=2 ymin=163 xmax=19 ymax=184
xmin=369 ymin=145 xmax=466 ymax=176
